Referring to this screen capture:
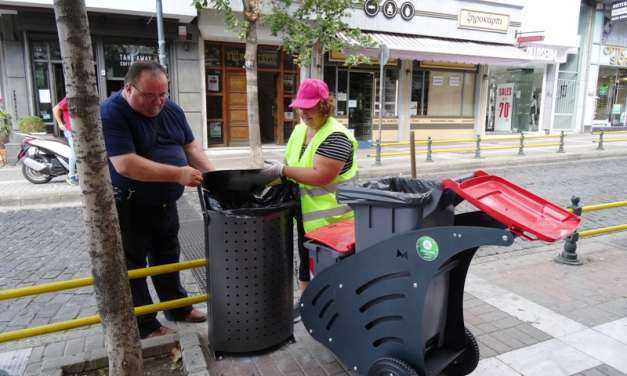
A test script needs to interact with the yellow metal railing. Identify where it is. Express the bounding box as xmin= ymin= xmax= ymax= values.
xmin=0 ymin=259 xmax=207 ymax=301
xmin=0 ymin=294 xmax=209 ymax=343
xmin=0 ymin=258 xmax=208 ymax=343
